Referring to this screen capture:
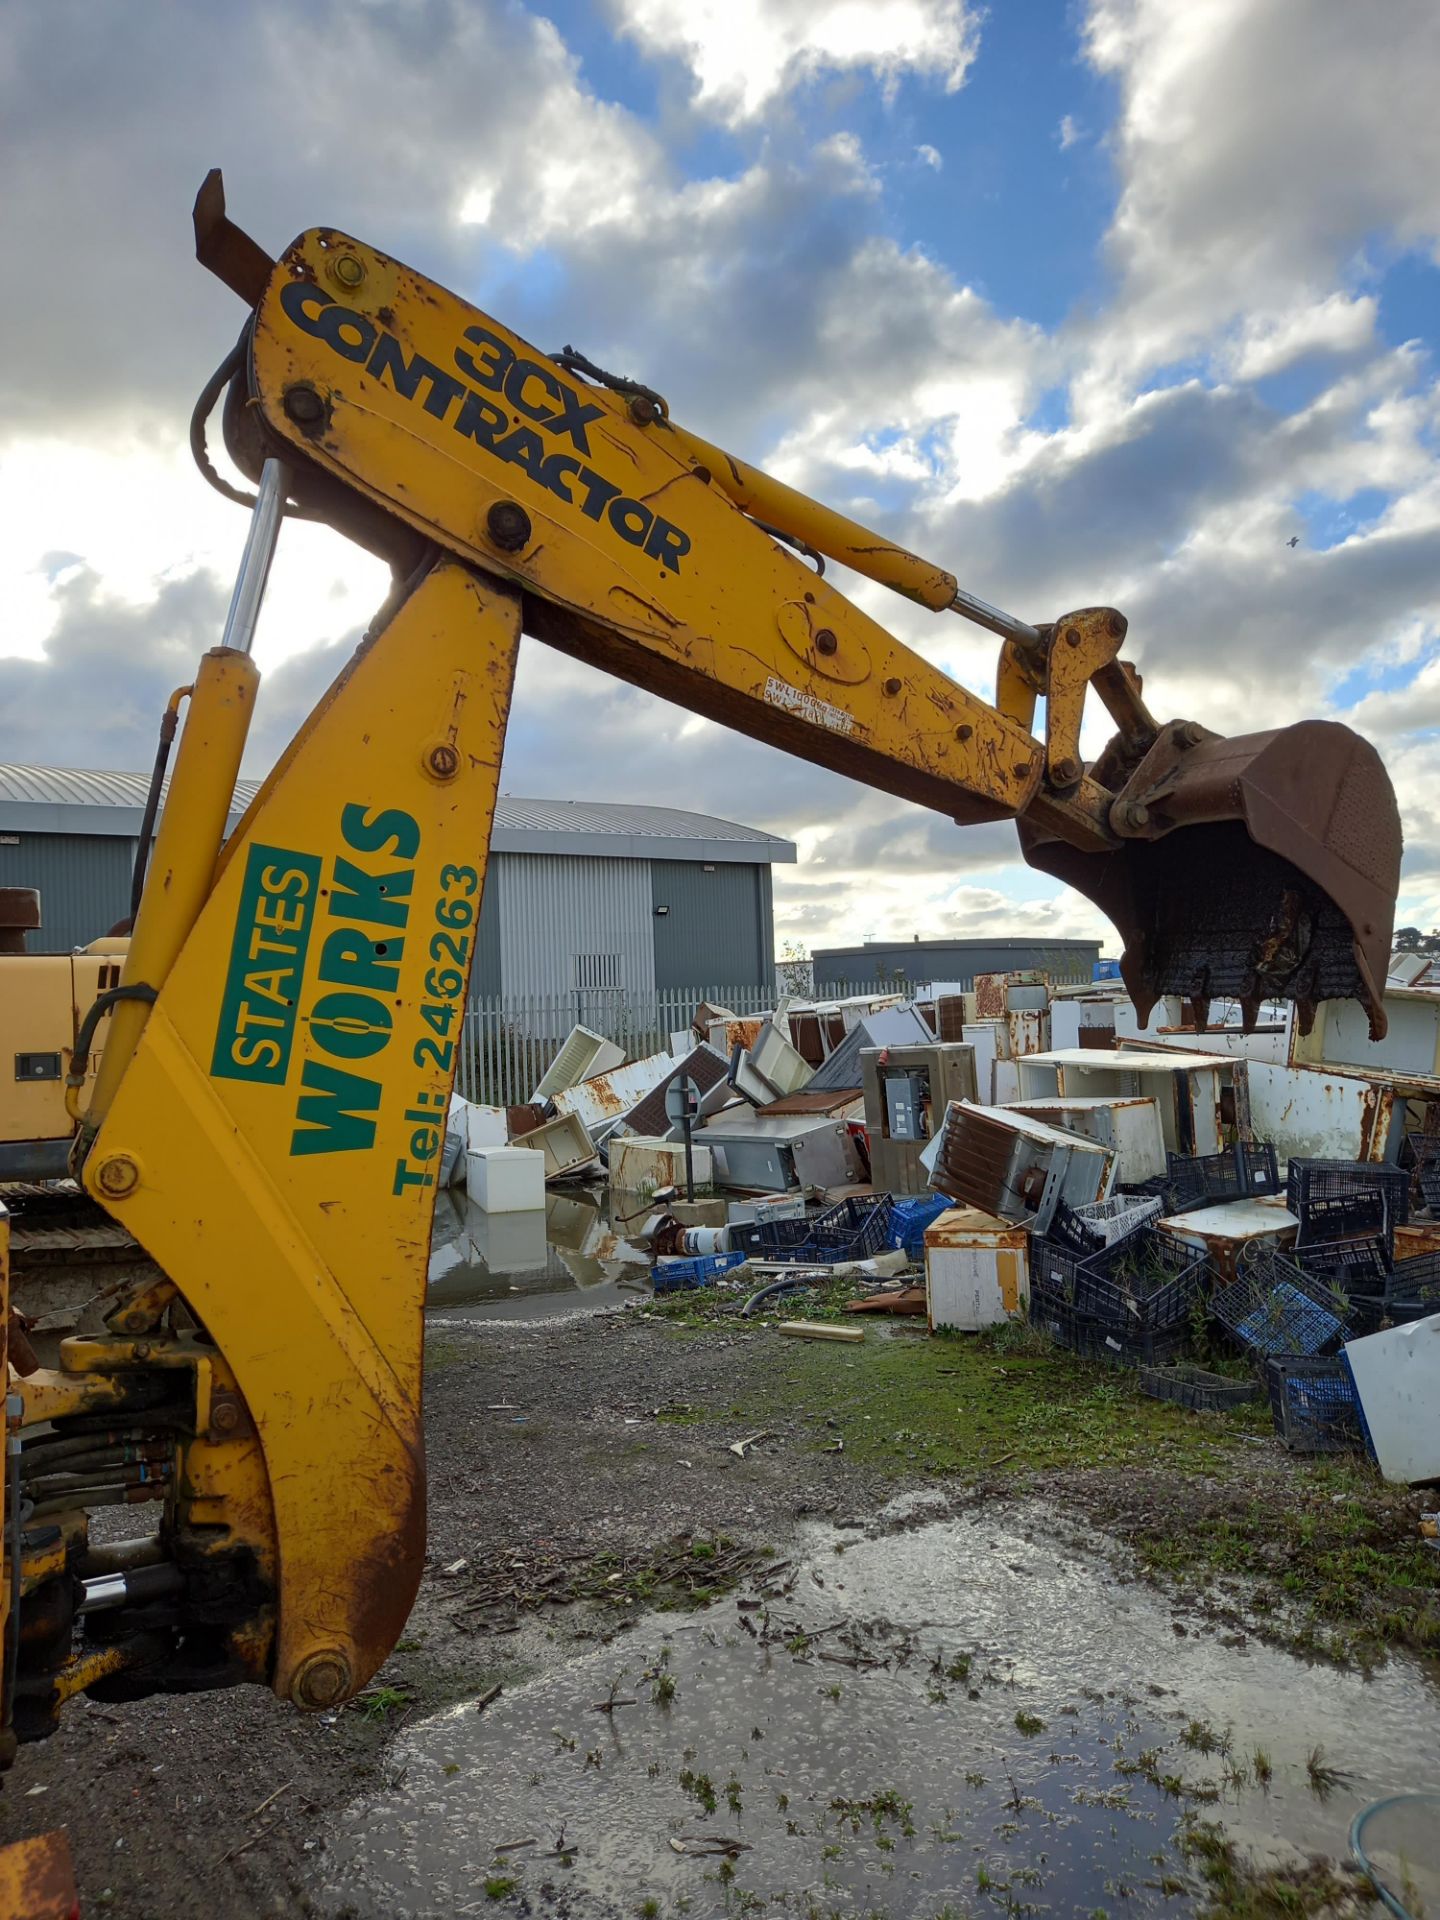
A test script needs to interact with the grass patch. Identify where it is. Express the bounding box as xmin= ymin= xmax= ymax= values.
xmin=354 ymin=1686 xmax=410 ymax=1722
xmin=1178 ymin=1816 xmax=1374 ymax=1917
xmin=696 ymin=1320 xmax=1258 ymax=1478
xmin=1131 ymin=1454 xmax=1440 ymax=1663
